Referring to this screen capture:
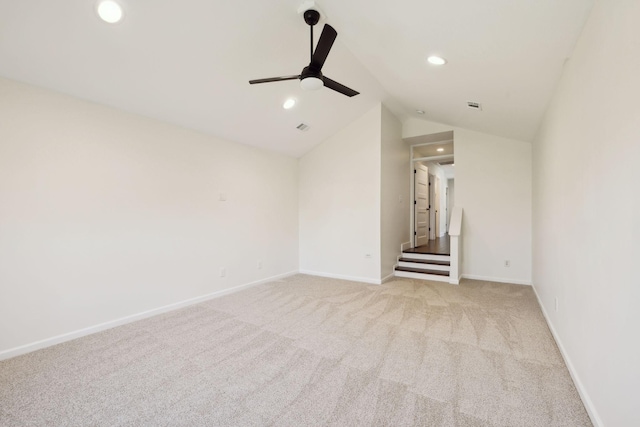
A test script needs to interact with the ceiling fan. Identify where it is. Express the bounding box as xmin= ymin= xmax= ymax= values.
xmin=249 ymin=9 xmax=359 ymax=97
